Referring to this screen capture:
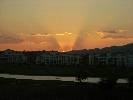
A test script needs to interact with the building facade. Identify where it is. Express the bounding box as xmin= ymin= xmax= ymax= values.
xmin=36 ymin=52 xmax=80 ymax=65
xmin=125 ymin=55 xmax=133 ymax=67
xmin=88 ymin=53 xmax=128 ymax=67
xmin=0 ymin=49 xmax=26 ymax=64
xmin=0 ymin=49 xmax=132 ymax=67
